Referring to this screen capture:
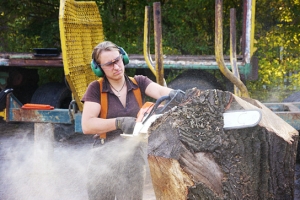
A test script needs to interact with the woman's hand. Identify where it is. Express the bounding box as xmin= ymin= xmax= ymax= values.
xmin=115 ymin=117 xmax=136 ymax=134
xmin=169 ymin=89 xmax=185 ymax=103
